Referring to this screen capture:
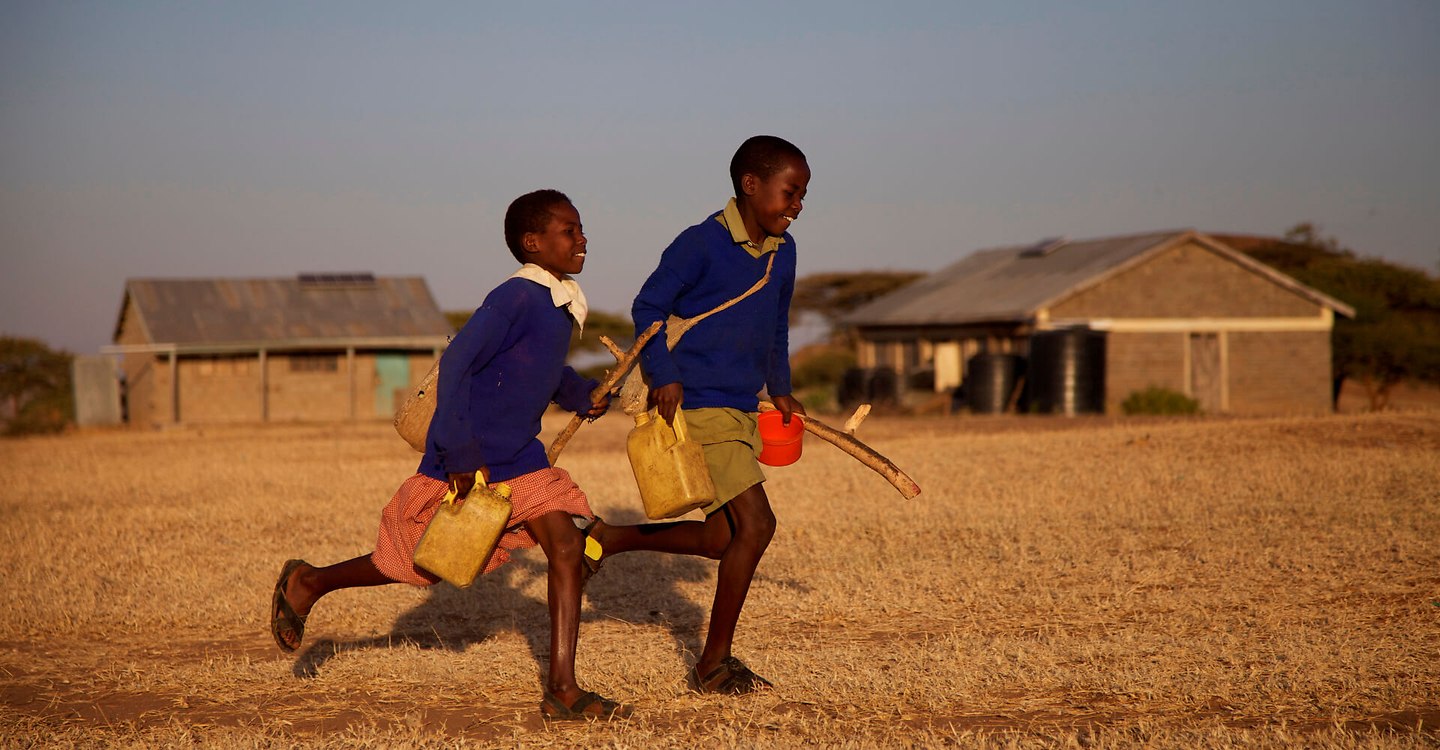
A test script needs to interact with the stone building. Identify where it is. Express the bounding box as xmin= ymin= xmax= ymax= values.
xmin=107 ymin=273 xmax=450 ymax=427
xmin=840 ymin=230 xmax=1354 ymax=415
